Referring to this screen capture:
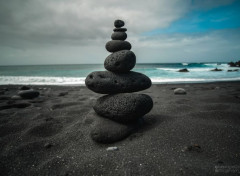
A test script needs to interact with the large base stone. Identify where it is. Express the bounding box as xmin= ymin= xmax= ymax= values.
xmin=85 ymin=71 xmax=152 ymax=94
xmin=90 ymin=112 xmax=137 ymax=143
xmin=93 ymin=93 xmax=153 ymax=123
